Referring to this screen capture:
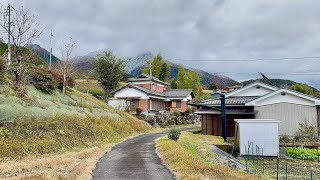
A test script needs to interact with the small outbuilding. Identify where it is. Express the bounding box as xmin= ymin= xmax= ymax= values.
xmin=234 ymin=119 xmax=281 ymax=157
